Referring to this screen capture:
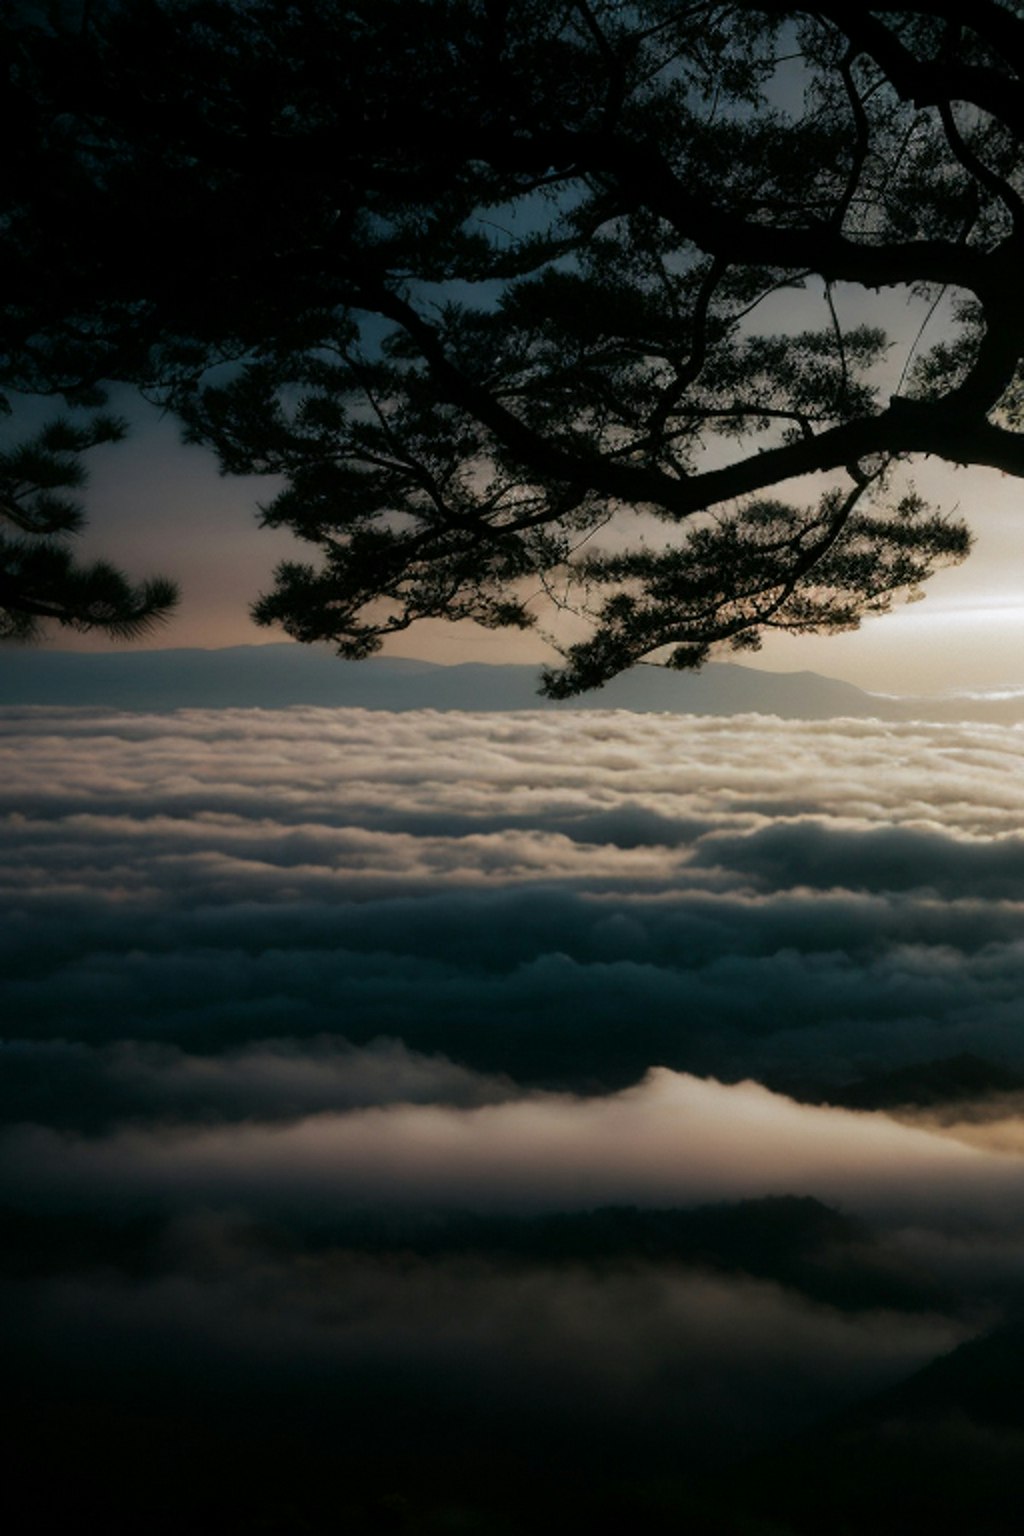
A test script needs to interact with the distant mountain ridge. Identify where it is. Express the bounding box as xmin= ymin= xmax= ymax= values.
xmin=777 ymin=1053 xmax=1024 ymax=1112
xmin=1 ymin=643 xmax=1022 ymax=721
xmin=823 ymin=1052 xmax=1024 ymax=1111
